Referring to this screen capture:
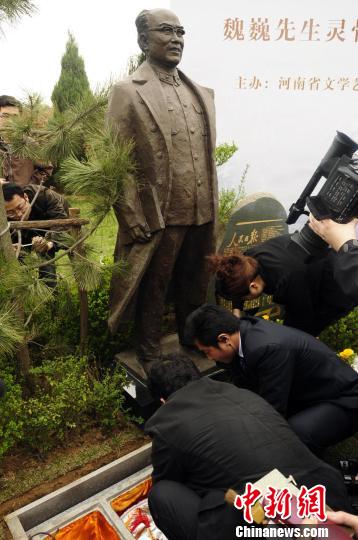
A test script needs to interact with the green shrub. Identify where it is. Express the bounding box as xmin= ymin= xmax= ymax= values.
xmin=218 ymin=188 xmax=240 ymax=226
xmin=87 ymin=262 xmax=134 ymax=360
xmin=217 ymin=163 xmax=248 ymax=226
xmin=215 ymin=142 xmax=238 ymax=167
xmin=0 ymin=353 xmax=135 ymax=459
xmin=30 ymin=281 xmax=80 ymax=360
xmin=18 ymin=355 xmax=130 ymax=455
xmin=0 ymin=368 xmax=24 ymax=460
xmin=320 ymin=308 xmax=358 ymax=352
xmin=24 ymin=356 xmax=90 ymax=453
xmin=29 ymin=260 xmax=133 ymax=364
xmin=88 ymin=367 xmax=128 ymax=431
